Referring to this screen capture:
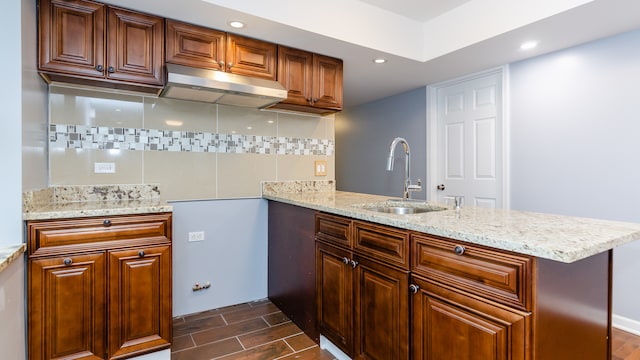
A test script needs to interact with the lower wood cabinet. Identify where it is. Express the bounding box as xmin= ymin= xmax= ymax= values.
xmin=27 ymin=213 xmax=172 ymax=360
xmin=410 ymin=275 xmax=528 ymax=360
xmin=316 ymin=213 xmax=410 ymax=359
